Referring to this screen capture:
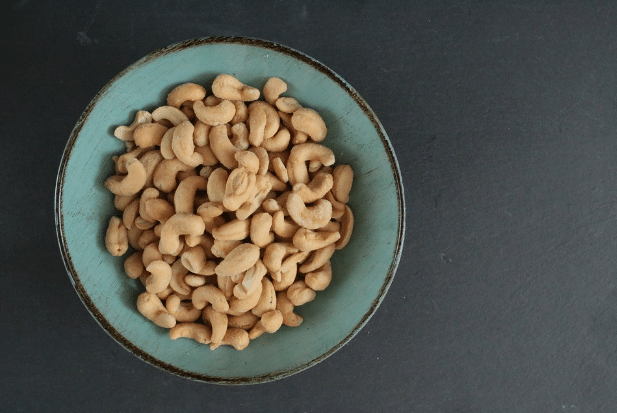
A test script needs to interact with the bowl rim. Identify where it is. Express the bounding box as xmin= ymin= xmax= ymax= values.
xmin=55 ymin=35 xmax=406 ymax=385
